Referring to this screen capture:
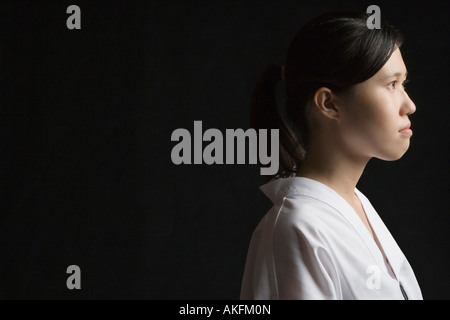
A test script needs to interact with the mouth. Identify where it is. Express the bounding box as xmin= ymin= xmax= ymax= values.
xmin=399 ymin=123 xmax=413 ymax=135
